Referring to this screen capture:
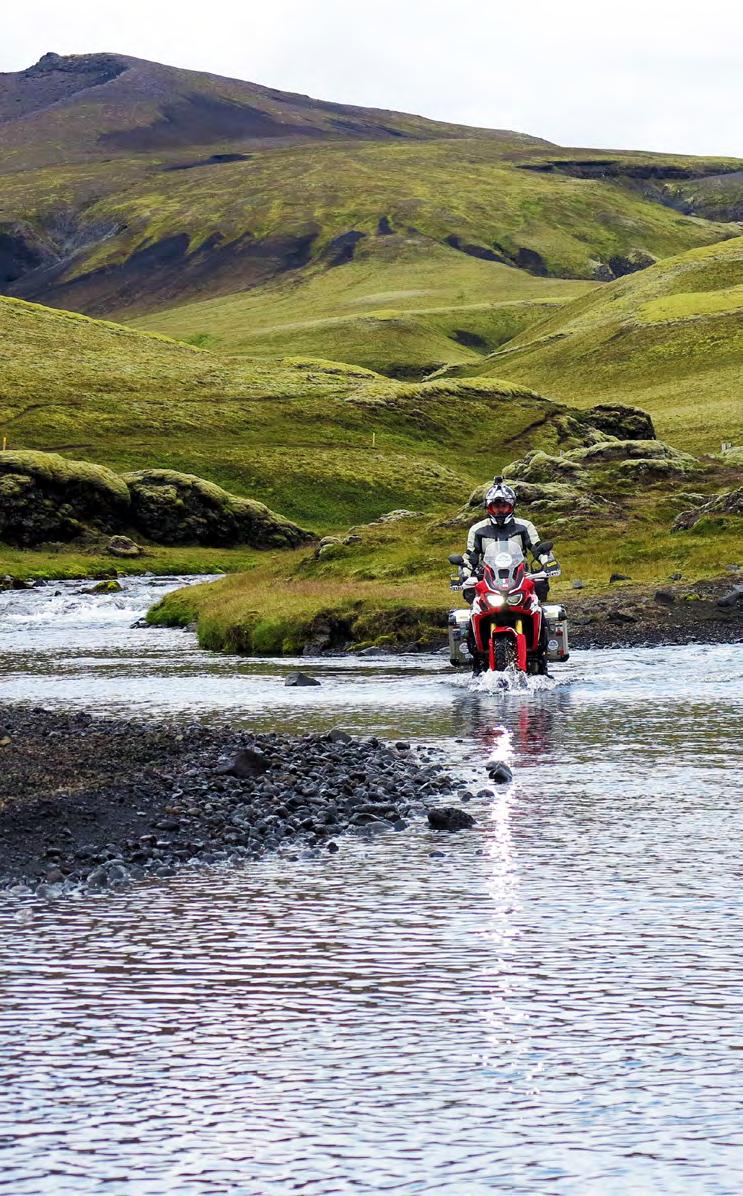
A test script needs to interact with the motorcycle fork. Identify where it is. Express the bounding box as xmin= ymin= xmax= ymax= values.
xmin=488 ymin=620 xmax=528 ymax=672
xmin=514 ymin=618 xmax=527 ymax=671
